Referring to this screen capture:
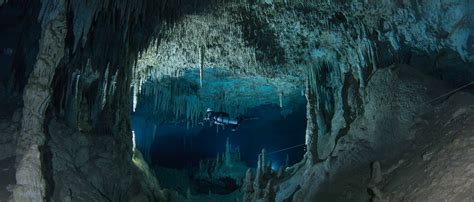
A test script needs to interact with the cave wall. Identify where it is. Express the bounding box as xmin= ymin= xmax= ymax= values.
xmin=298 ymin=0 xmax=473 ymax=160
xmin=272 ymin=65 xmax=457 ymax=201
